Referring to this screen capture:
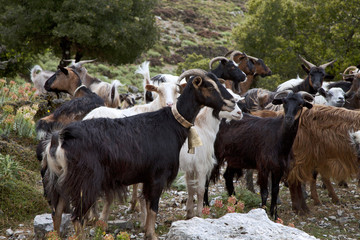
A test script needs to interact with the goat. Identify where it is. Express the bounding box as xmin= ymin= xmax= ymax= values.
xmin=209 ymin=90 xmax=313 ymax=219
xmin=180 ymin=89 xmax=243 ymax=219
xmin=82 ymin=64 xmax=181 ymax=222
xmin=225 ymin=50 xmax=272 ymax=95
xmin=67 ymin=59 xmax=123 ymax=108
xmin=276 ymin=55 xmax=336 ymax=94
xmin=36 ymin=66 xmax=104 ymax=140
xmin=30 ymin=65 xmax=56 ymax=95
xmin=208 ymin=56 xmax=246 ymax=92
xmin=119 ymin=92 xmax=142 ymax=109
xmin=314 ymin=87 xmax=345 ymax=107
xmin=287 ymin=105 xmax=360 ymax=214
xmin=42 ymin=69 xmax=236 ymax=240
